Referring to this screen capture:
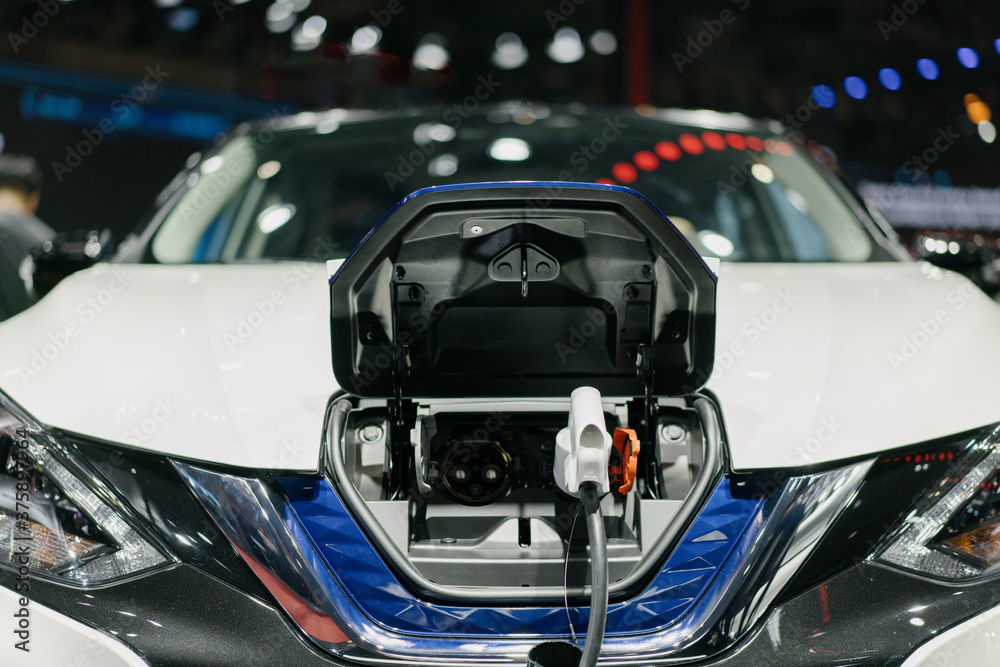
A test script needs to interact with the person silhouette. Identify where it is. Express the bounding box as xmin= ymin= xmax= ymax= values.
xmin=0 ymin=153 xmax=56 ymax=321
